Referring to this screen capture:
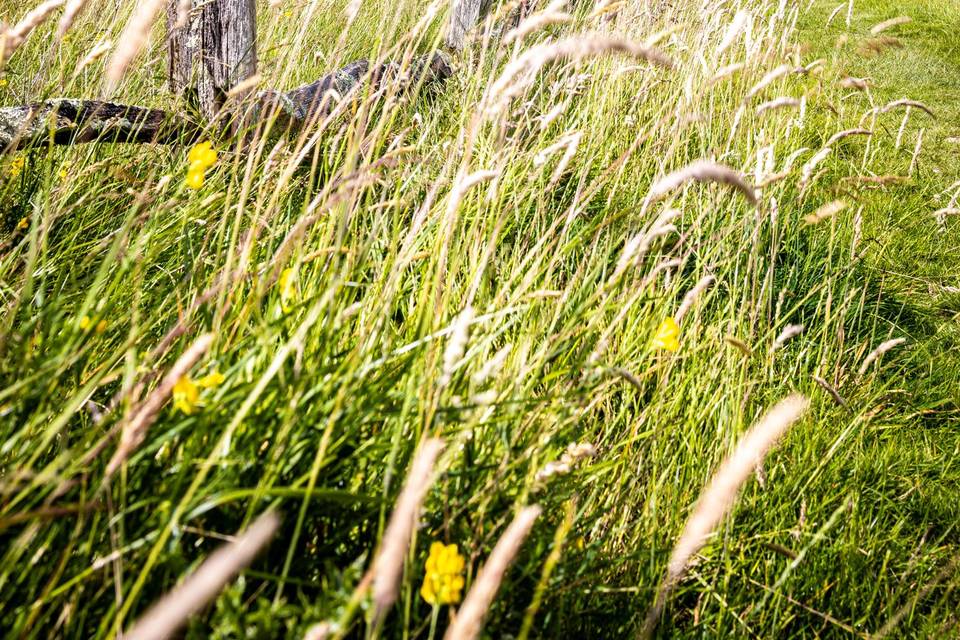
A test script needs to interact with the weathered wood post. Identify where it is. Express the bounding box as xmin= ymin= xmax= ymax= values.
xmin=167 ymin=0 xmax=257 ymax=125
xmin=446 ymin=0 xmax=484 ymax=50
